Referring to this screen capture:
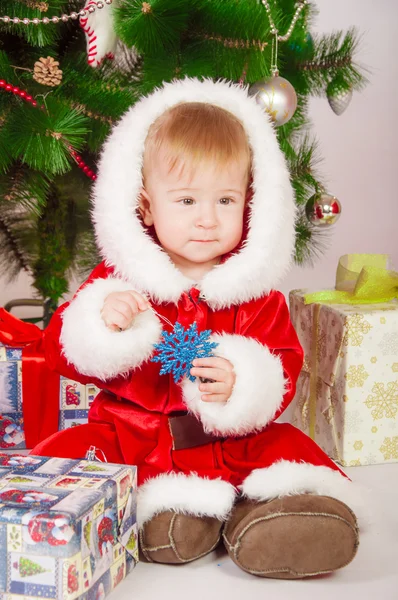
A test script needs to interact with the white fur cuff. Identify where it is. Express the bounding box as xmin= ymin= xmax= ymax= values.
xmin=241 ymin=460 xmax=369 ymax=527
xmin=60 ymin=277 xmax=162 ymax=380
xmin=137 ymin=473 xmax=236 ymax=527
xmin=181 ymin=333 xmax=286 ymax=436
